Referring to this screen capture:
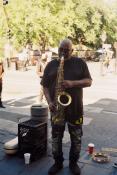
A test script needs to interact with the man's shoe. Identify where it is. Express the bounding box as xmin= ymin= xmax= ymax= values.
xmin=69 ymin=162 xmax=81 ymax=175
xmin=48 ymin=163 xmax=63 ymax=175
